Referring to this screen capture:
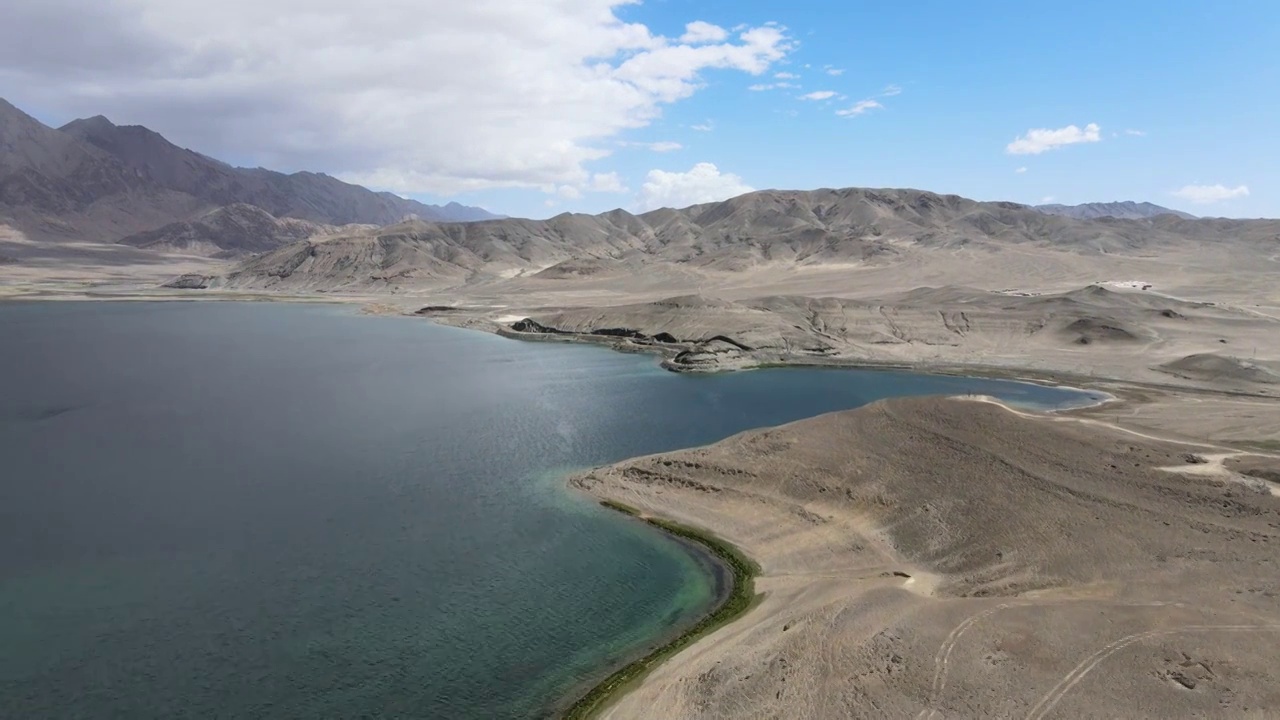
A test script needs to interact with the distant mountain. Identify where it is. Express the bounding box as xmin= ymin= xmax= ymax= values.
xmin=60 ymin=114 xmax=499 ymax=226
xmin=0 ymin=98 xmax=498 ymax=254
xmin=214 ymin=187 xmax=1280 ymax=292
xmin=1 ymin=100 xmax=144 ymax=213
xmin=117 ymin=203 xmax=334 ymax=258
xmin=1035 ymin=201 xmax=1196 ymax=221
xmin=1 ymin=98 xmax=205 ymax=240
